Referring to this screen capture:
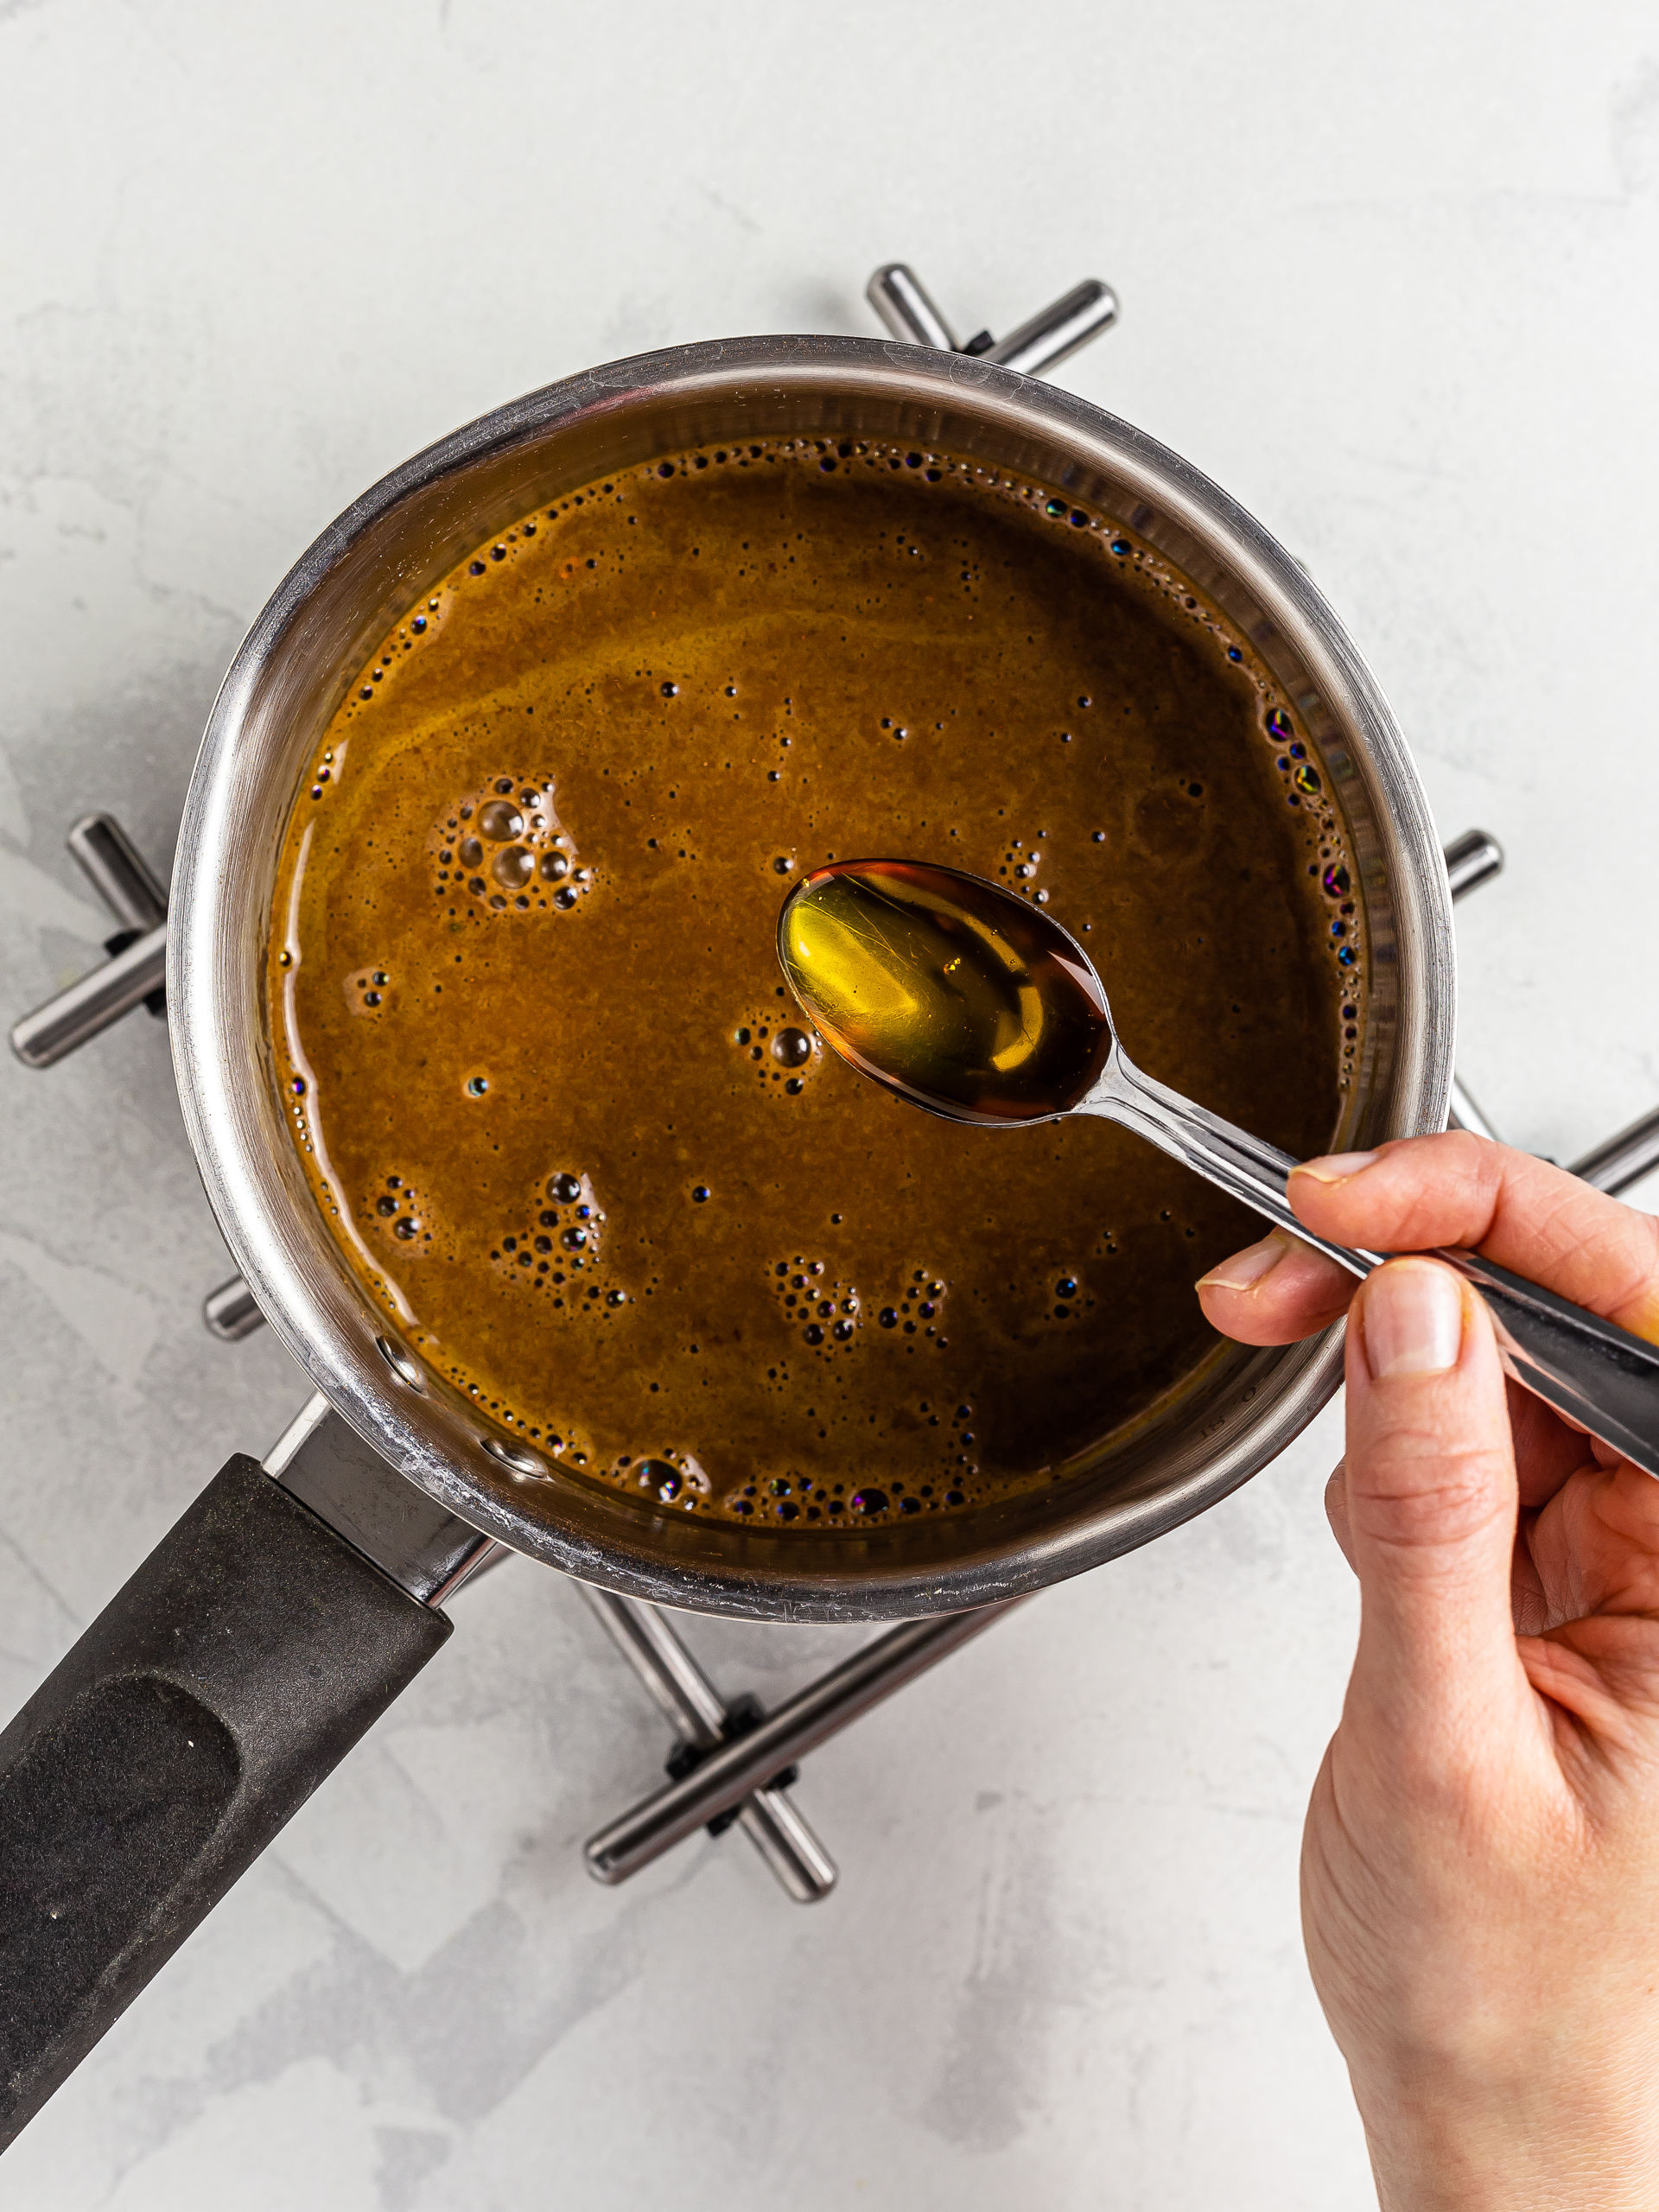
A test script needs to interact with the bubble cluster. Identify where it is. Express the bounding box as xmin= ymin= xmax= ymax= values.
xmin=993 ymin=830 xmax=1057 ymax=905
xmin=729 ymin=1003 xmax=823 ymax=1098
xmin=365 ymin=1173 xmax=433 ymax=1253
xmin=632 ymin=1455 xmax=710 ymax=1507
xmin=712 ymin=1389 xmax=979 ymax=1523
xmin=381 ymin=1165 xmax=671 ymax=1464
xmin=416 ymin=778 xmax=595 ymax=922
xmin=346 ymin=967 xmax=391 ymax=1014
